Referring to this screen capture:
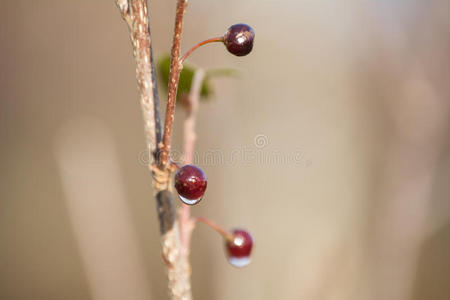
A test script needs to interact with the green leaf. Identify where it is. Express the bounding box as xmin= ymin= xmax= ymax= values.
xmin=157 ymin=55 xmax=214 ymax=101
